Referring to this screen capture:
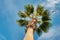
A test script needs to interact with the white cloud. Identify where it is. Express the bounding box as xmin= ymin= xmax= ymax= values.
xmin=46 ymin=0 xmax=60 ymax=8
xmin=41 ymin=0 xmax=60 ymax=16
xmin=38 ymin=25 xmax=60 ymax=40
xmin=46 ymin=0 xmax=60 ymax=15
